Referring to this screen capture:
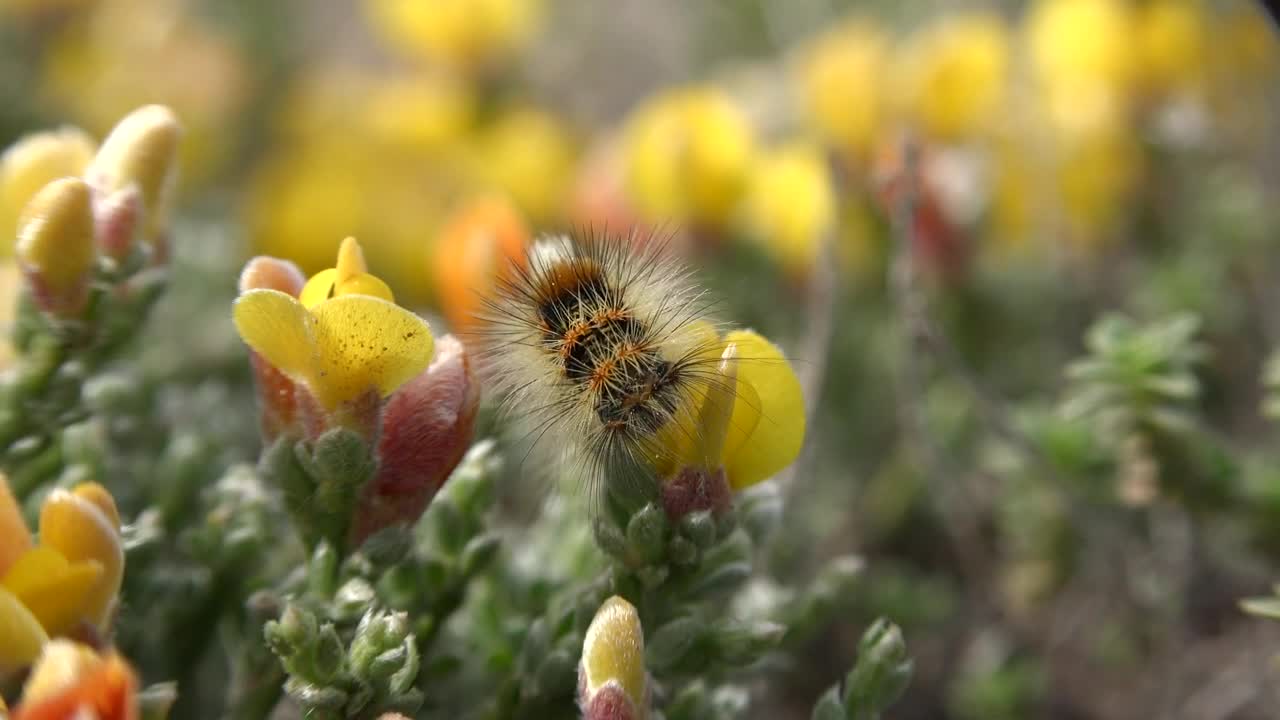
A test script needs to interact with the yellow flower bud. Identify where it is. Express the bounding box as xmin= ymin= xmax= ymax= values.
xmin=37 ymin=486 xmax=125 ymax=631
xmin=0 ymin=474 xmax=32 ymax=577
xmin=0 ymin=127 xmax=95 ymax=256
xmin=15 ymin=178 xmax=96 ymax=312
xmin=87 ymin=105 xmax=183 ymax=242
xmin=580 ymin=596 xmax=646 ymax=716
